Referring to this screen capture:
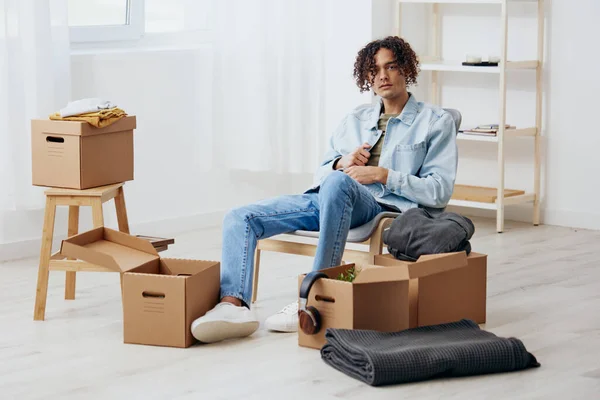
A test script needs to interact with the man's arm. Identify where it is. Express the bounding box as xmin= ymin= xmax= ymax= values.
xmin=384 ymin=113 xmax=458 ymax=208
